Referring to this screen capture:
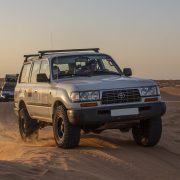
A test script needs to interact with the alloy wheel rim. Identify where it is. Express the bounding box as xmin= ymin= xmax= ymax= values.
xmin=56 ymin=117 xmax=64 ymax=140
